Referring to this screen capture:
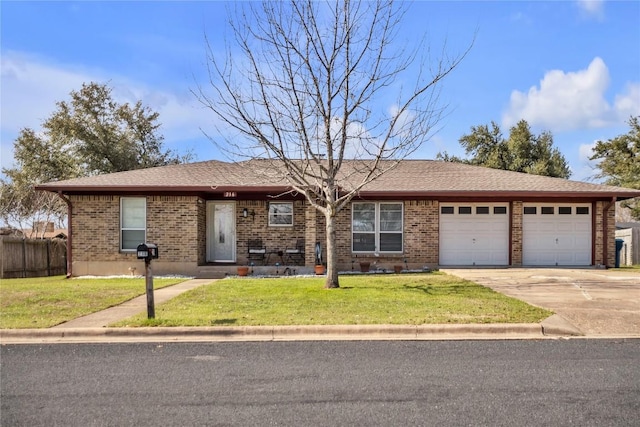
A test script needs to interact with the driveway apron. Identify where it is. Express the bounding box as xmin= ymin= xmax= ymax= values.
xmin=442 ymin=268 xmax=640 ymax=337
